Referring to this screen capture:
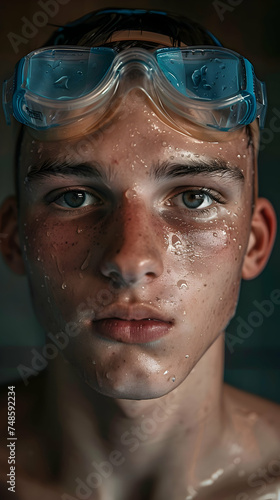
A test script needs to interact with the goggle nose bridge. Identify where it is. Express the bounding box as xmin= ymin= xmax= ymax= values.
xmin=109 ymin=53 xmax=161 ymax=104
xmin=116 ymin=58 xmax=155 ymax=82
xmin=112 ymin=49 xmax=159 ymax=82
